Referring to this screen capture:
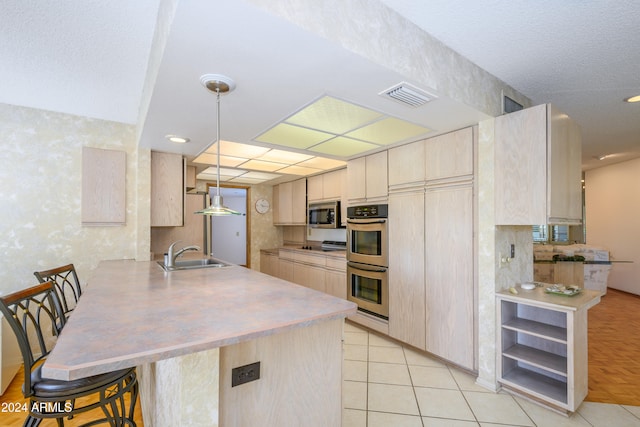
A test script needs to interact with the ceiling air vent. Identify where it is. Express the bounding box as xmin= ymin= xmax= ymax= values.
xmin=379 ymin=82 xmax=436 ymax=108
